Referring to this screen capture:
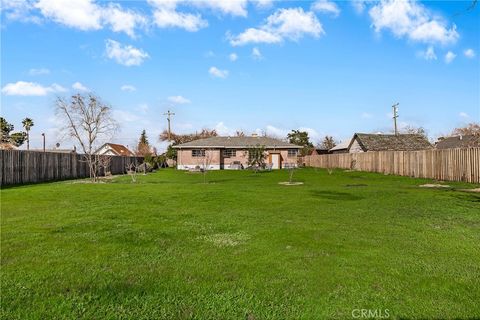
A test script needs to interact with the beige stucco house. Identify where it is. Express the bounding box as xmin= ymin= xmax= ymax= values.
xmin=173 ymin=136 xmax=302 ymax=170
